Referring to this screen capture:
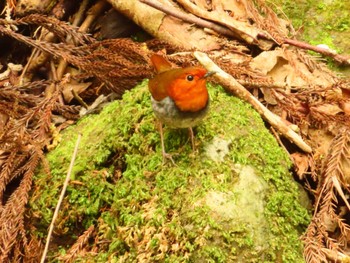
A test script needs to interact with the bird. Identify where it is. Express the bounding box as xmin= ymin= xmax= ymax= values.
xmin=148 ymin=54 xmax=213 ymax=163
